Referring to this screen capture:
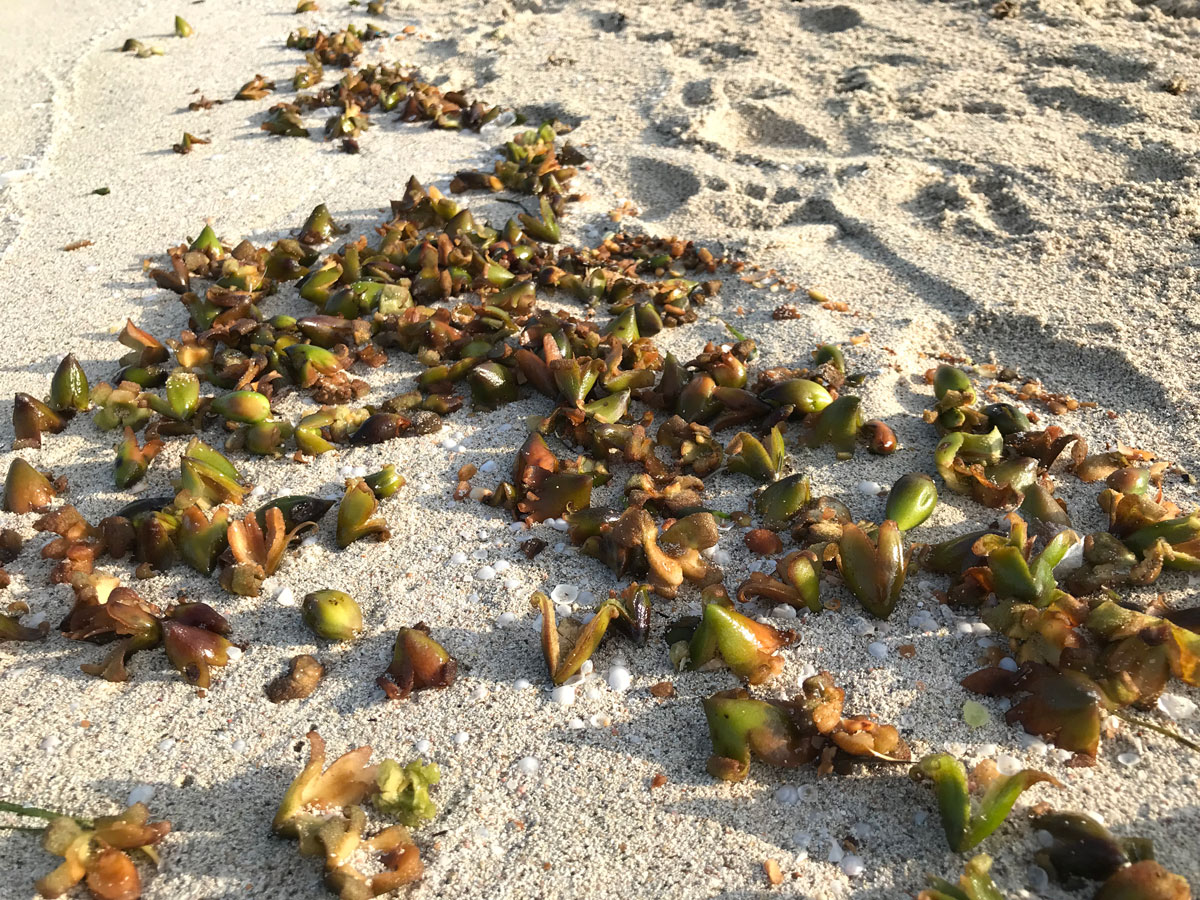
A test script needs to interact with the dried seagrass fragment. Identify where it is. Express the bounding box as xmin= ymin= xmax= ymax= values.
xmin=910 ymin=752 xmax=1059 ymax=852
xmin=919 ymin=854 xmax=1007 ymax=900
xmin=681 ymin=602 xmax=794 ymax=684
xmin=49 ymin=353 xmax=90 ymax=412
xmin=703 ymin=672 xmax=908 ymax=781
xmin=835 ymin=520 xmax=908 ymax=619
xmin=32 ymin=802 xmax=171 ymax=900
xmin=736 ymin=550 xmax=821 ymax=613
xmin=337 ymin=478 xmax=391 ymax=548
xmin=379 ymin=623 xmax=457 ymax=699
xmin=885 ymin=473 xmax=938 ymax=531
xmin=273 ymin=731 xmax=378 ymax=836
xmin=3 ymin=458 xmax=61 ymax=513
xmin=373 ymin=759 xmax=440 ymax=826
xmin=302 ymin=590 xmax=363 ymax=642
xmin=12 ymin=393 xmax=67 ymax=450
xmin=755 ymin=473 xmax=811 ymax=531
xmin=267 ymin=654 xmax=326 ymax=702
